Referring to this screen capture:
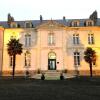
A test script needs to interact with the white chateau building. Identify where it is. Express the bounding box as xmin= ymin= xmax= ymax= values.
xmin=0 ymin=11 xmax=100 ymax=77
